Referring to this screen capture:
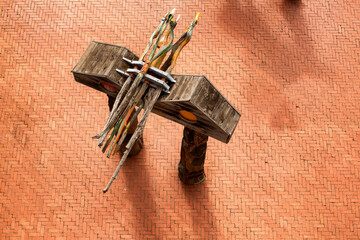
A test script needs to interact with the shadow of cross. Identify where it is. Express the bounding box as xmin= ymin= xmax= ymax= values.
xmin=72 ymin=41 xmax=240 ymax=186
